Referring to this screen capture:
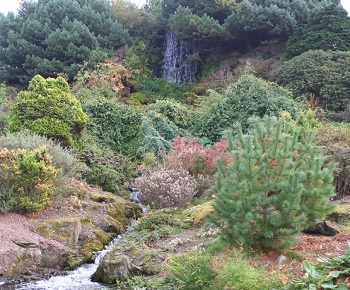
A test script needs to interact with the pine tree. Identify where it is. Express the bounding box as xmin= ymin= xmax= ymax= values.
xmin=208 ymin=117 xmax=335 ymax=252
